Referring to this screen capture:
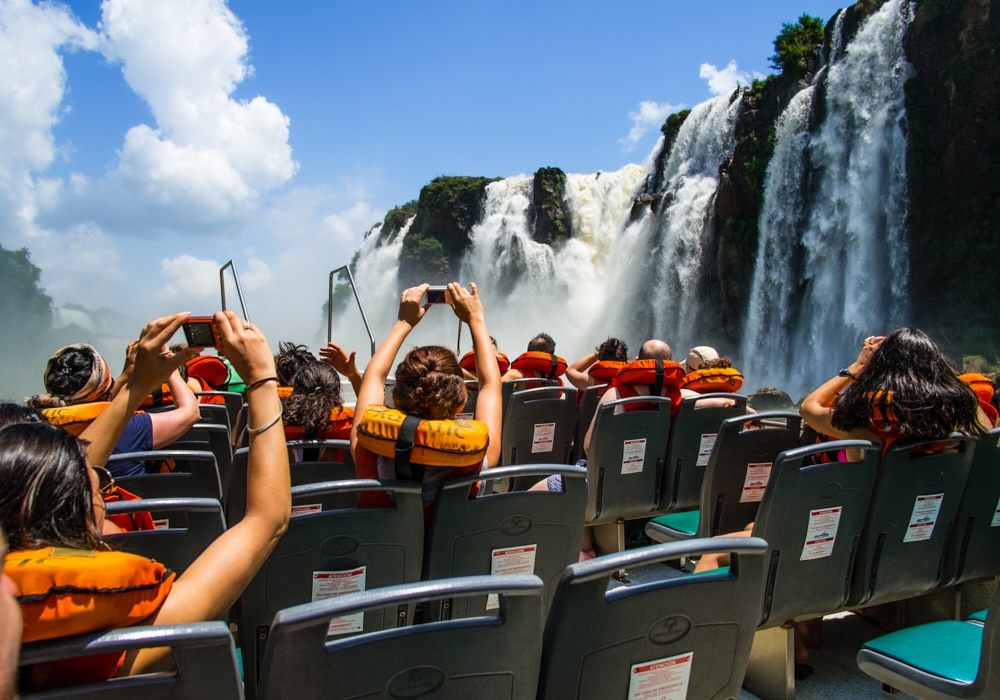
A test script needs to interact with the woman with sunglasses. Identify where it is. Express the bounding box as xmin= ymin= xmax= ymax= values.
xmin=1 ymin=312 xmax=290 ymax=690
